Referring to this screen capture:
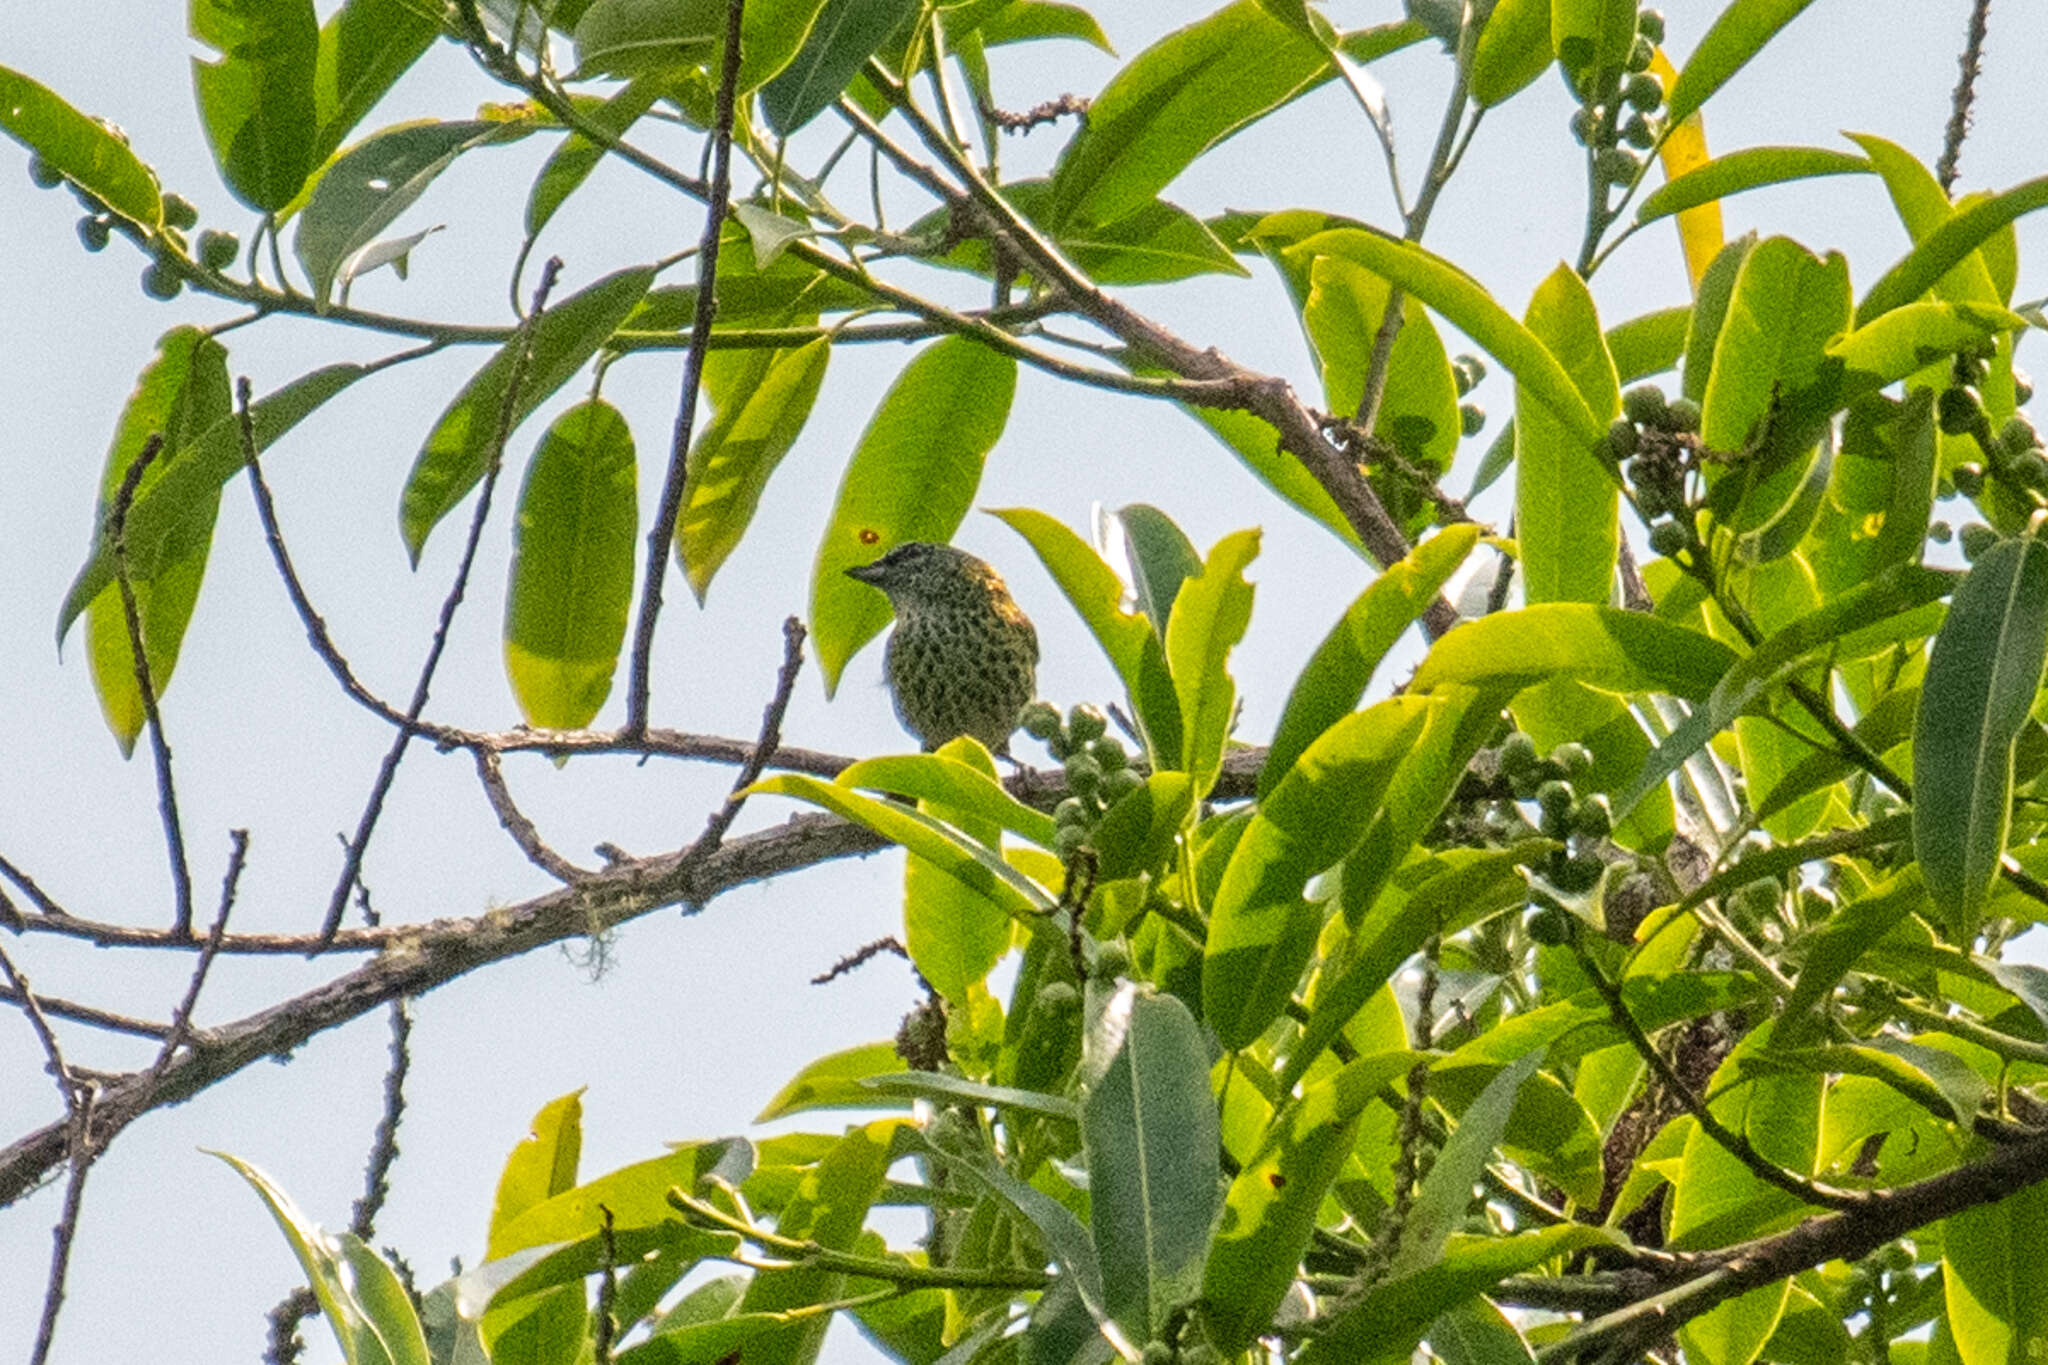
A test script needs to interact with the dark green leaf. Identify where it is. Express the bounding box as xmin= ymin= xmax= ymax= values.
xmin=1467 ymin=0 xmax=1551 ymax=106
xmin=1389 ymin=1049 xmax=1544 ymax=1277
xmin=0 ymin=63 xmax=163 ymax=227
xmin=1637 ymin=146 xmax=1868 ymax=226
xmin=1116 ymin=503 xmax=1201 ymax=639
xmin=1942 ymin=1179 xmax=2048 ymax=1365
xmin=312 ymin=0 xmax=442 ymax=163
xmin=1666 ymin=0 xmax=1820 ymax=128
xmin=1411 ymin=604 xmax=1737 ymax=700
xmin=192 ymin=0 xmax=320 ymax=211
xmin=1164 ymin=528 xmax=1259 ymax=795
xmin=526 ymin=82 xmax=662 ymax=240
xmin=761 ymin=0 xmax=921 ymax=135
xmin=1093 ymin=772 xmax=1195 ymax=881
xmin=756 ymin=1042 xmax=910 ymax=1119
